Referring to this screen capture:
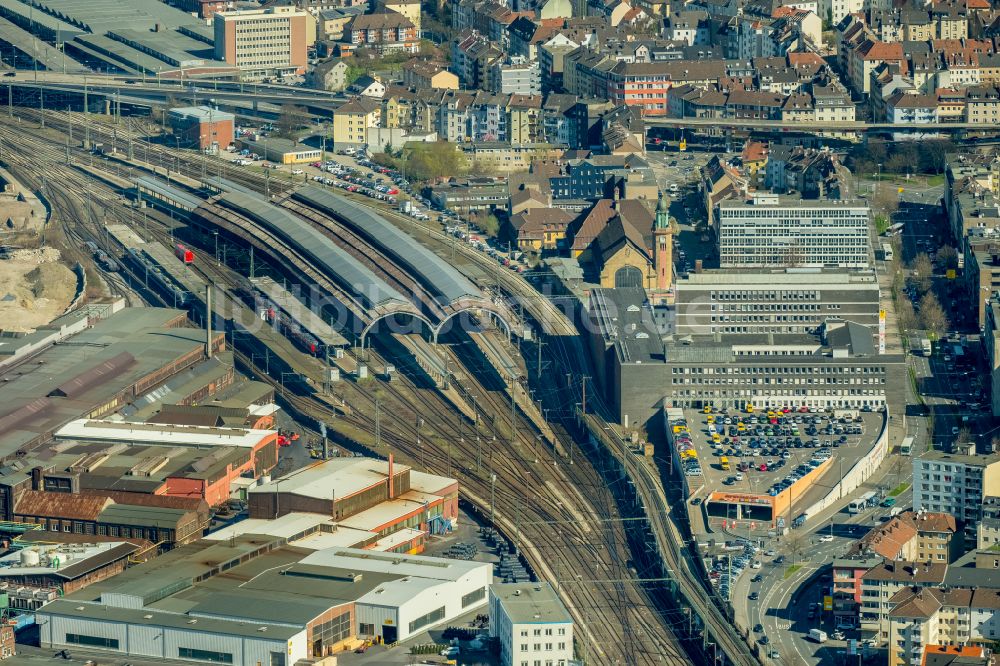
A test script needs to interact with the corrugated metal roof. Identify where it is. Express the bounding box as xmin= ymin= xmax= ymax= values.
xmin=218 ymin=192 xmax=407 ymax=311
xmin=98 ymin=504 xmax=191 ymax=528
xmin=293 ymin=187 xmax=481 ymax=305
xmin=38 ymin=599 xmax=302 ymax=641
xmin=135 ymin=176 xmax=204 ymax=212
xmin=48 ymin=352 xmax=137 ymax=399
xmin=14 ymin=490 xmax=111 ymax=521
xmin=55 ymin=542 xmax=140 ymax=580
